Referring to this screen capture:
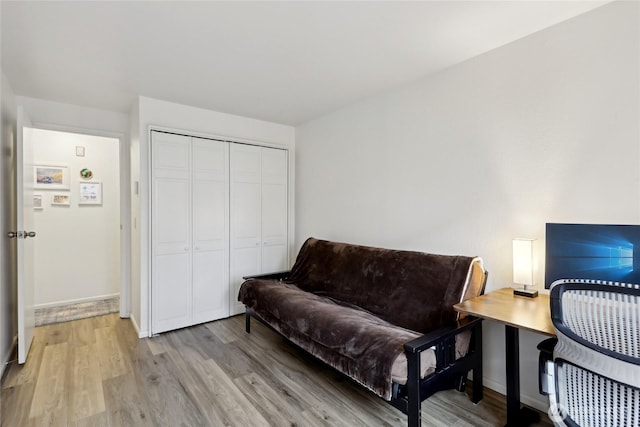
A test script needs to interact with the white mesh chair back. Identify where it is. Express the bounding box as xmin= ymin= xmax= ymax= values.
xmin=548 ymin=279 xmax=640 ymax=427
